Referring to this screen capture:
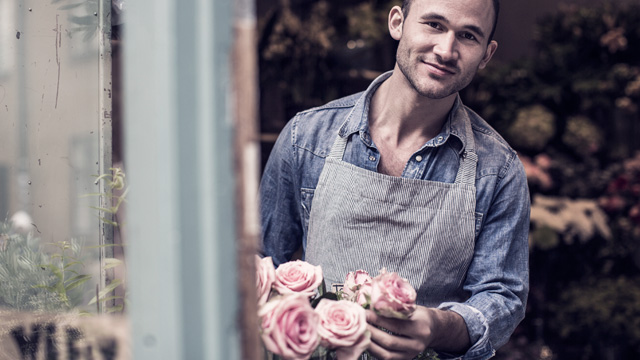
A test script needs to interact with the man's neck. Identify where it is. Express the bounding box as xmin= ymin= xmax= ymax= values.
xmin=367 ymin=70 xmax=457 ymax=176
xmin=369 ymin=70 xmax=456 ymax=148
